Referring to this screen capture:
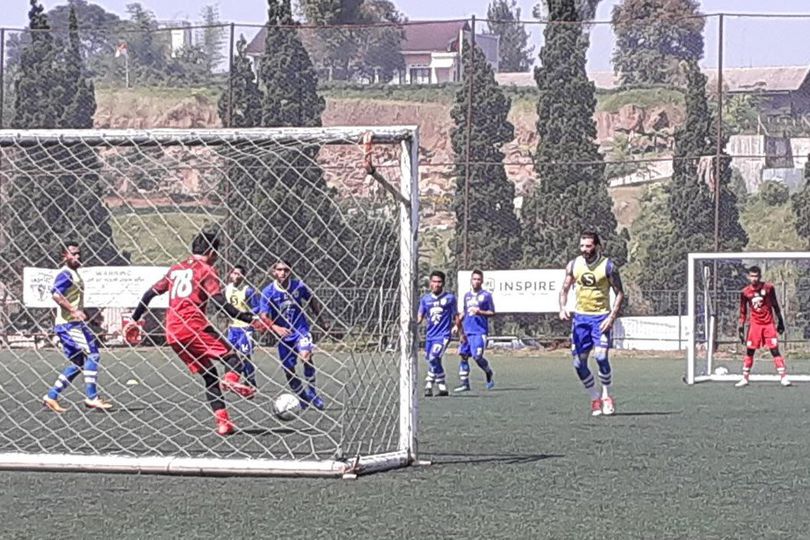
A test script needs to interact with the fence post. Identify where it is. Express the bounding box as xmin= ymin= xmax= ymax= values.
xmin=713 ymin=13 xmax=724 ymax=253
xmin=227 ymin=23 xmax=235 ymax=128
xmin=678 ymin=289 xmax=683 ymax=350
xmin=0 ymin=28 xmax=5 ymax=129
xmin=462 ymin=15 xmax=476 ymax=269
